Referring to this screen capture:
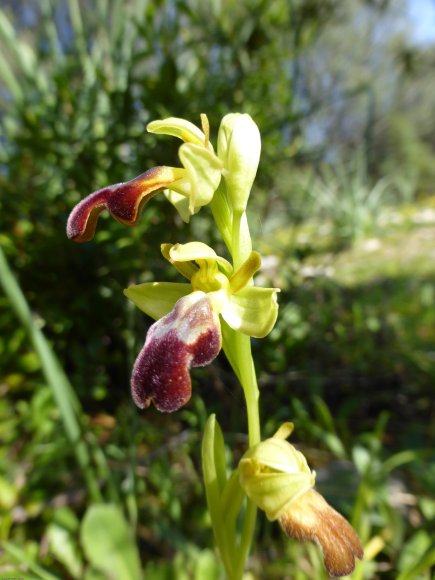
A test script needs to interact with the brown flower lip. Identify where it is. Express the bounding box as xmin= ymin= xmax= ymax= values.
xmin=131 ymin=293 xmax=222 ymax=413
xmin=279 ymin=488 xmax=363 ymax=578
xmin=66 ymin=166 xmax=183 ymax=242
